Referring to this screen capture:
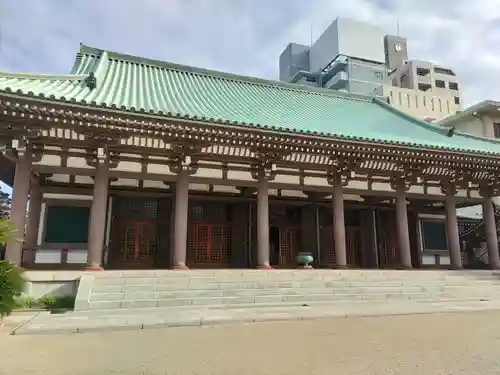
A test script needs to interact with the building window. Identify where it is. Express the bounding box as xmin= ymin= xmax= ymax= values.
xmin=454 ymin=96 xmax=460 ymax=105
xmin=493 ymin=123 xmax=500 ymax=138
xmin=421 ymin=219 xmax=448 ymax=251
xmin=416 ymin=67 xmax=430 ymax=76
xmin=374 ymin=71 xmax=383 ymax=80
xmin=418 ymin=83 xmax=431 ymax=92
xmin=400 ymin=73 xmax=408 ymax=88
xmin=435 ymin=80 xmax=445 ymax=88
xmin=449 ymin=82 xmax=459 ymax=90
xmin=44 ymin=205 xmax=90 ymax=244
xmin=434 ymin=67 xmax=455 ymax=76
xmin=306 ymin=76 xmax=317 ymax=83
